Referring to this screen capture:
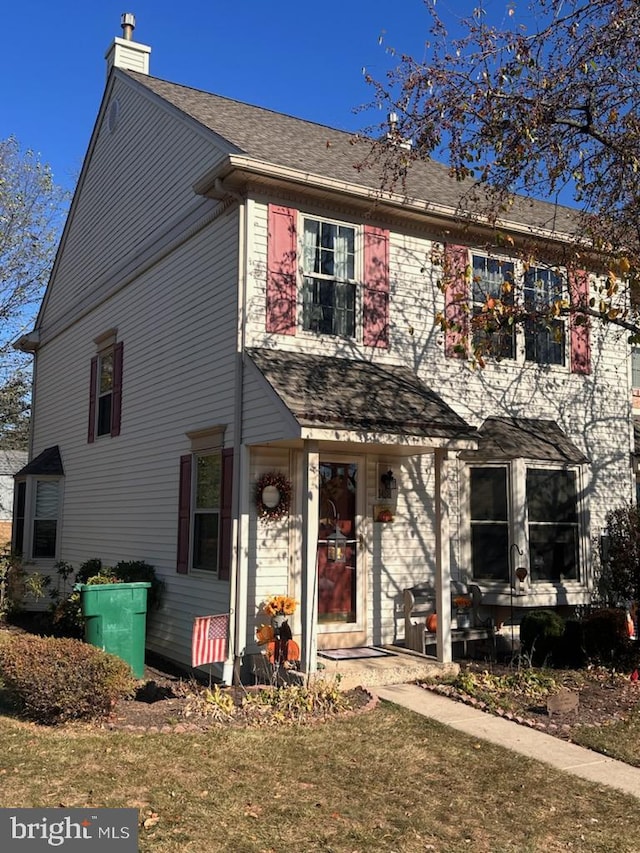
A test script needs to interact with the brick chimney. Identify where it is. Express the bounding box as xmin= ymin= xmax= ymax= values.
xmin=105 ymin=13 xmax=151 ymax=77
